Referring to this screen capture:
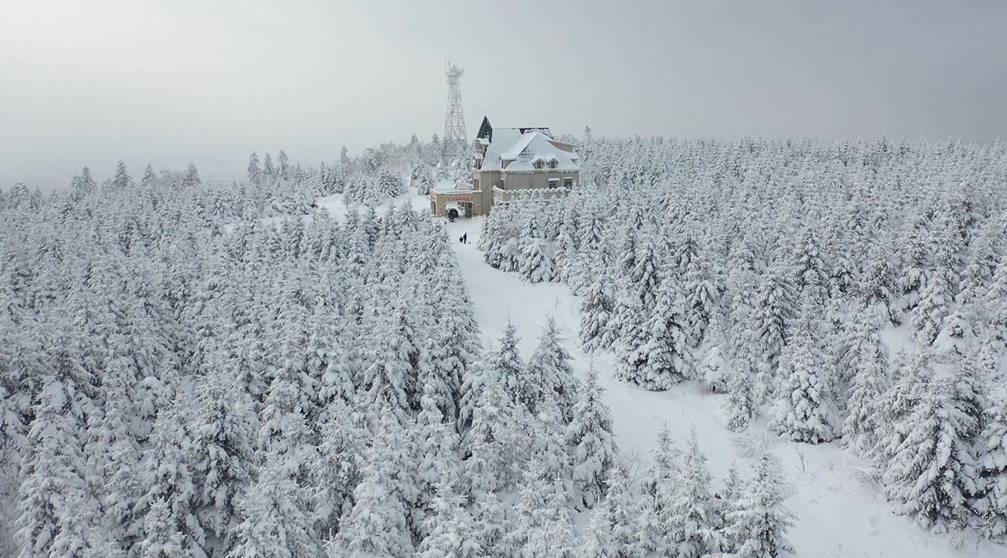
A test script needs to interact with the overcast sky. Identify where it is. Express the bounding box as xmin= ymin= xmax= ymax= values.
xmin=3 ymin=0 xmax=1006 ymax=191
